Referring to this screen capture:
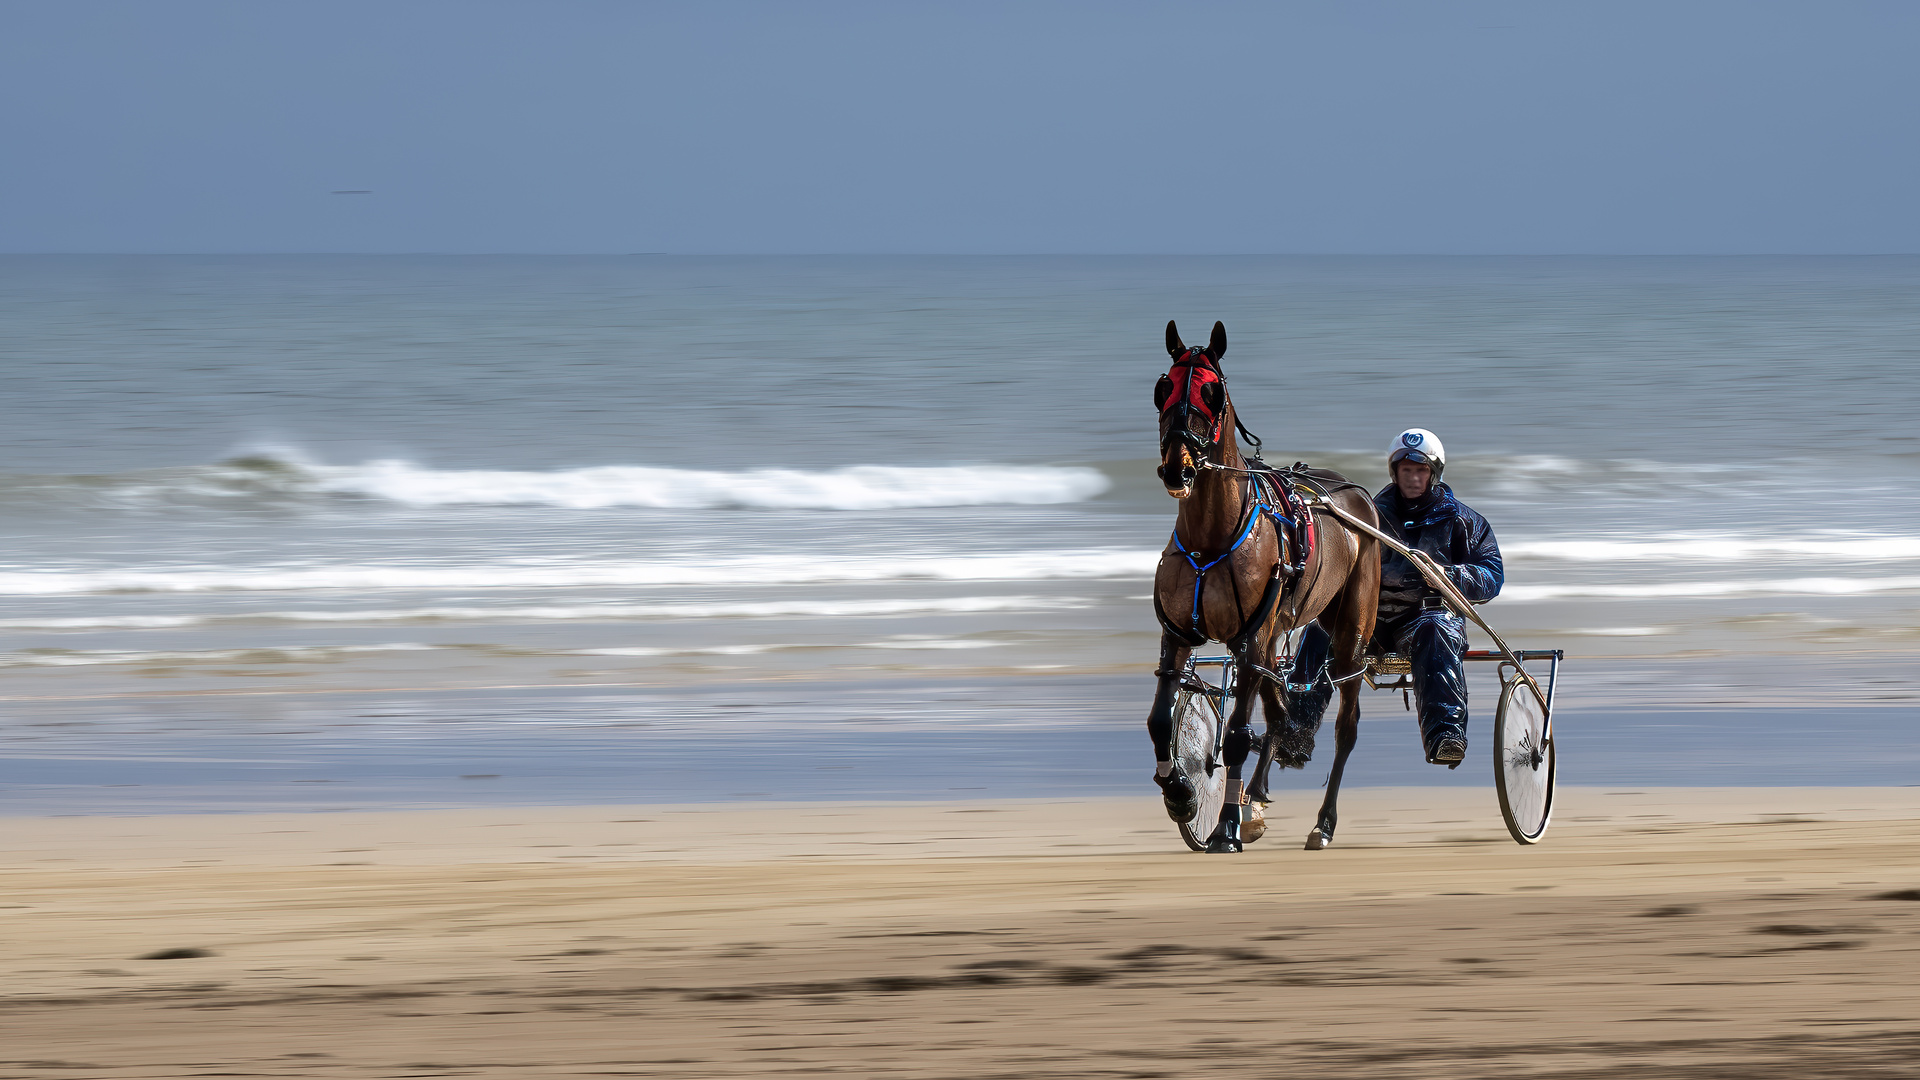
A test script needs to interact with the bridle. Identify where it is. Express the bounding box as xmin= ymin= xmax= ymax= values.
xmin=1155 ymin=347 xmax=1226 ymax=459
xmin=1155 ymin=347 xmax=1265 ymax=472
